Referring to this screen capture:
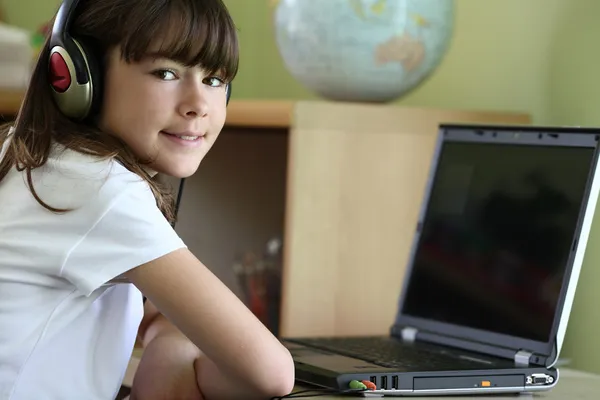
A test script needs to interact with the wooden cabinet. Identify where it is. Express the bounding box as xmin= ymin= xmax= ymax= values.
xmin=0 ymin=93 xmax=531 ymax=339
xmin=0 ymin=89 xmax=25 ymax=121
xmin=172 ymin=100 xmax=531 ymax=339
